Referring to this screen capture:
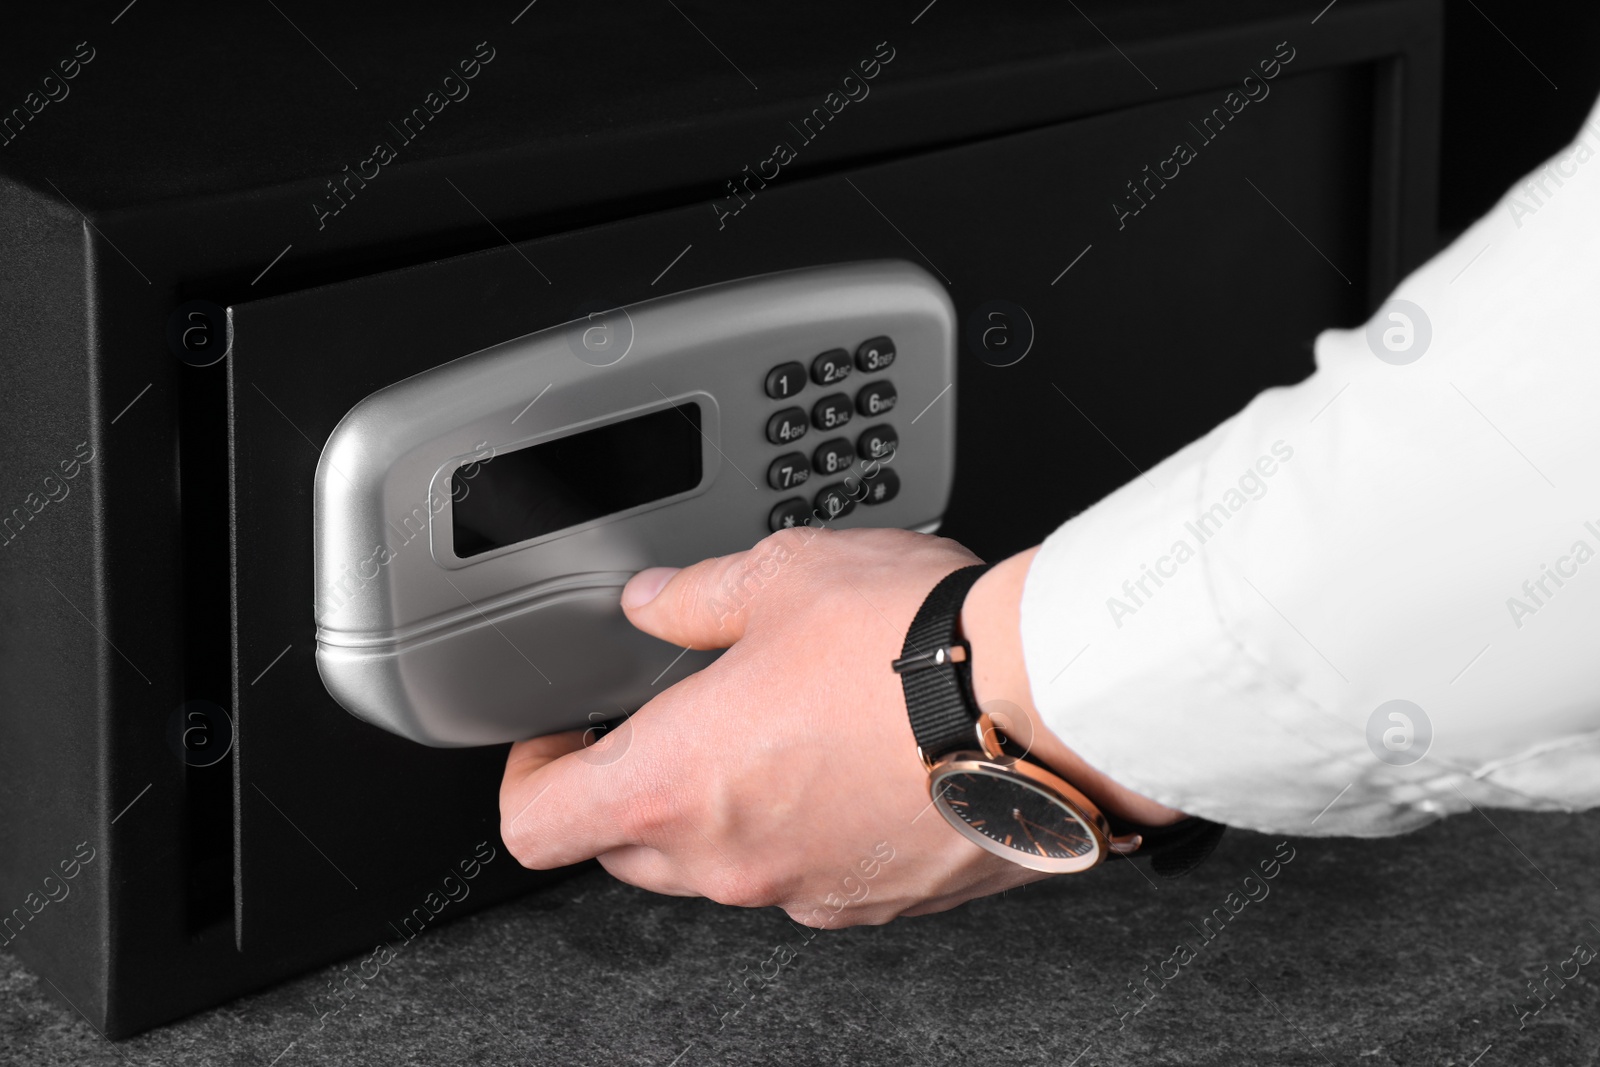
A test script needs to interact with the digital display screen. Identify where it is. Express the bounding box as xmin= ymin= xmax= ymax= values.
xmin=451 ymin=402 xmax=703 ymax=558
